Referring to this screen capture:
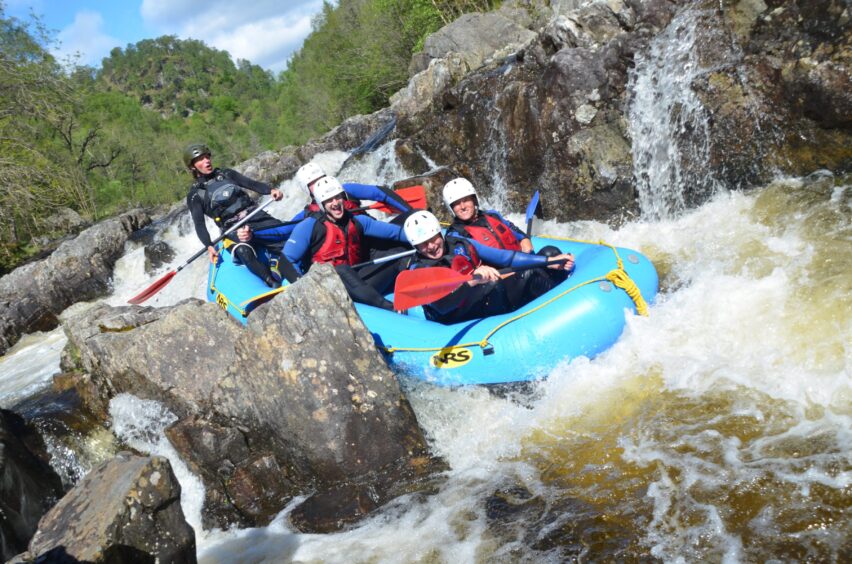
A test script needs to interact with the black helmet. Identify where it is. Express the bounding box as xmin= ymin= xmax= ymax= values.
xmin=183 ymin=143 xmax=211 ymax=168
